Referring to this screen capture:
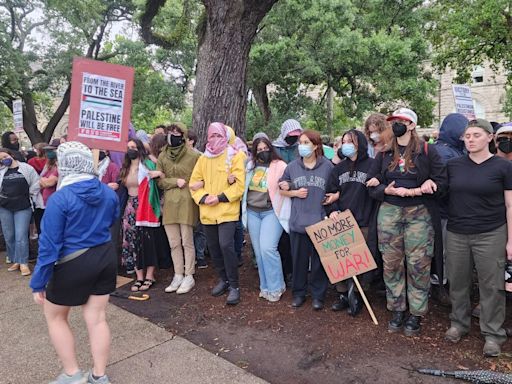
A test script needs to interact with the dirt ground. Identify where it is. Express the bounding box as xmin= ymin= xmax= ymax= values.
xmin=111 ymin=243 xmax=512 ymax=384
